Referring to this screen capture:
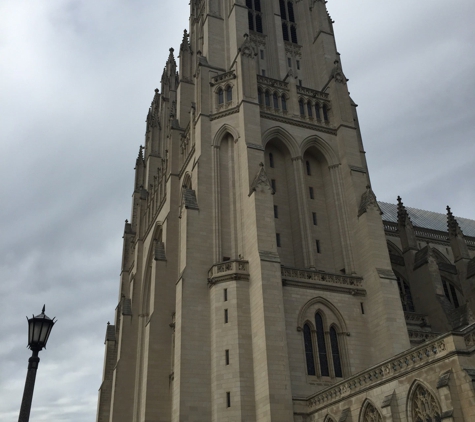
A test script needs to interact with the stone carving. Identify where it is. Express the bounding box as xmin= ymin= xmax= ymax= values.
xmin=208 ymin=260 xmax=250 ymax=285
xmin=361 ymin=402 xmax=382 ymax=422
xmin=411 ymin=384 xmax=441 ymax=422
xmin=358 ymin=185 xmax=382 ymax=217
xmin=281 ymin=266 xmax=363 ymax=287
xmin=249 ymin=162 xmax=274 ymax=196
xmin=239 ymin=34 xmax=257 ymax=59
xmin=332 ymin=60 xmax=348 ymax=85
